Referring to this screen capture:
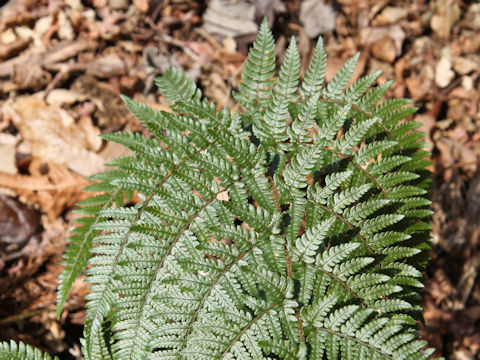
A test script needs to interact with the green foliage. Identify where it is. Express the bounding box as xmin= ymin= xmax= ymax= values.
xmin=1 ymin=18 xmax=439 ymax=360
xmin=0 ymin=340 xmax=59 ymax=360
